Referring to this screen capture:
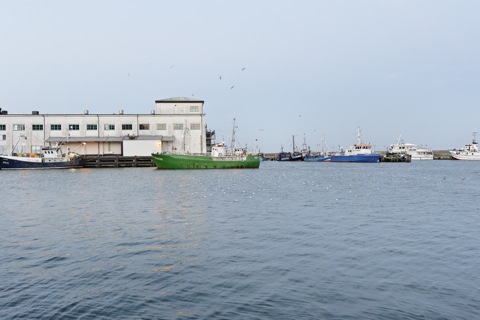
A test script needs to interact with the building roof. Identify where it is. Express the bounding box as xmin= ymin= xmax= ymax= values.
xmin=46 ymin=135 xmax=175 ymax=143
xmin=155 ymin=97 xmax=204 ymax=103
